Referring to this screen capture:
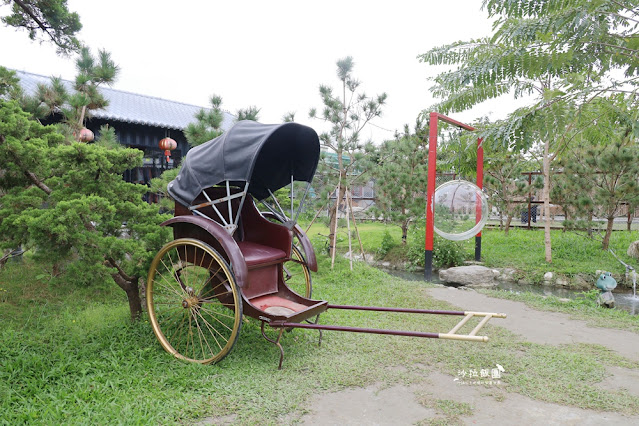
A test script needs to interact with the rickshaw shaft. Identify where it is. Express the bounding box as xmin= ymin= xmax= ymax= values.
xmin=271 ymin=322 xmax=441 ymax=339
xmin=326 ymin=304 xmax=467 ymax=315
